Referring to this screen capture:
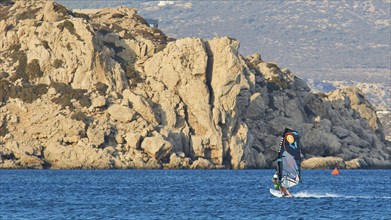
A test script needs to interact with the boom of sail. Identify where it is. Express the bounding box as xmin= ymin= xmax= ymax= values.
xmin=276 ymin=128 xmax=302 ymax=188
